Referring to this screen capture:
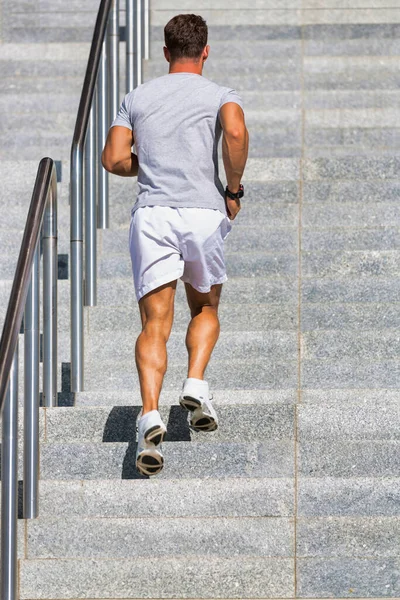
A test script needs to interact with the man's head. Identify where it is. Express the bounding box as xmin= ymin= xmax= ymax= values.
xmin=164 ymin=14 xmax=209 ymax=66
